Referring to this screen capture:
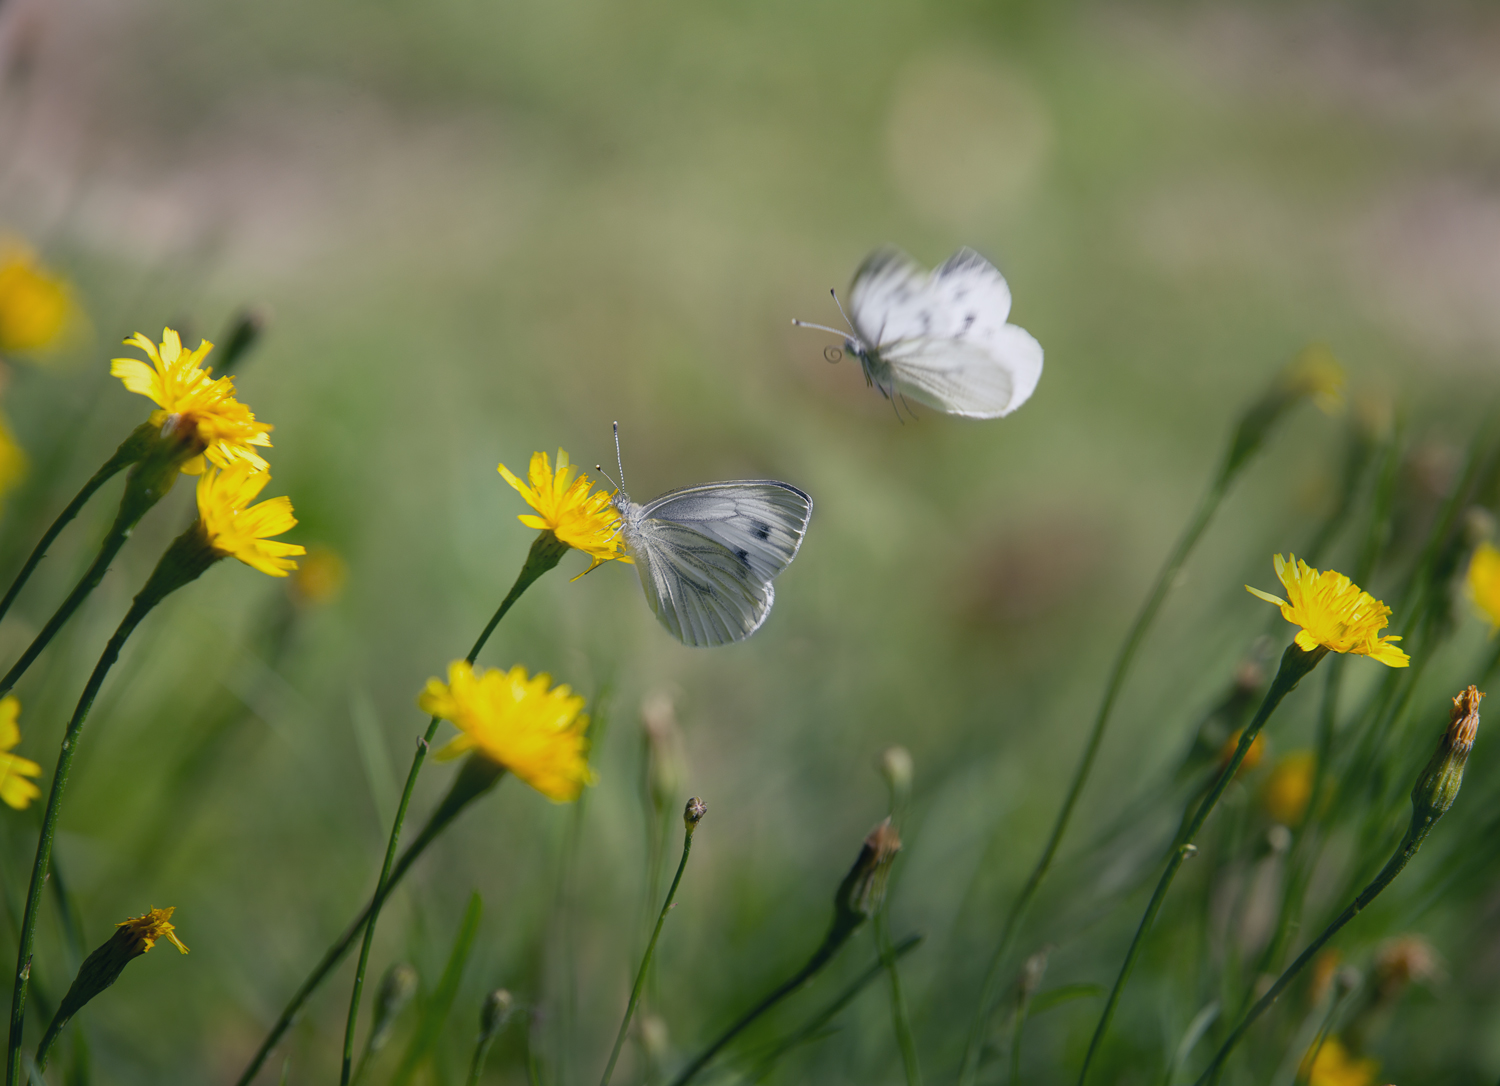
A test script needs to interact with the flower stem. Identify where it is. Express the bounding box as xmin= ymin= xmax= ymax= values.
xmin=0 ymin=425 xmax=151 ymax=629
xmin=1190 ymin=826 xmax=1426 ymax=1086
xmin=876 ymin=912 xmax=923 ymax=1086
xmin=599 ymin=814 xmax=698 ymax=1086
xmin=1075 ymin=643 xmax=1325 ymax=1086
xmin=958 ymin=476 xmax=1230 ymax=1086
xmin=3 ymin=527 xmax=217 ymax=1086
xmin=336 ymin=531 xmax=567 ymax=1086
